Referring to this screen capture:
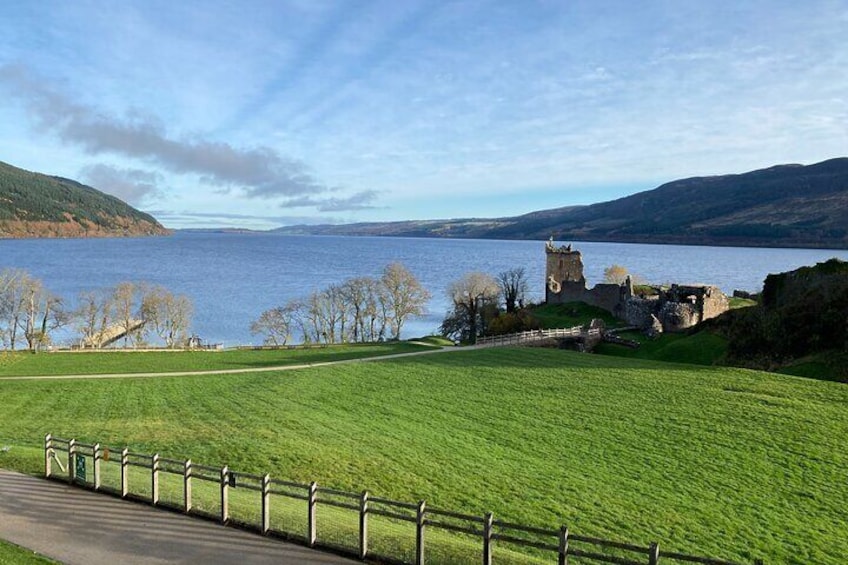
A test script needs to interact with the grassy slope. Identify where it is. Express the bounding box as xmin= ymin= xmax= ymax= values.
xmin=596 ymin=331 xmax=729 ymax=366
xmin=1 ymin=348 xmax=846 ymax=564
xmin=530 ymin=302 xmax=622 ymax=329
xmin=0 ymin=540 xmax=57 ymax=565
xmin=0 ymin=343 xmax=428 ymax=377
